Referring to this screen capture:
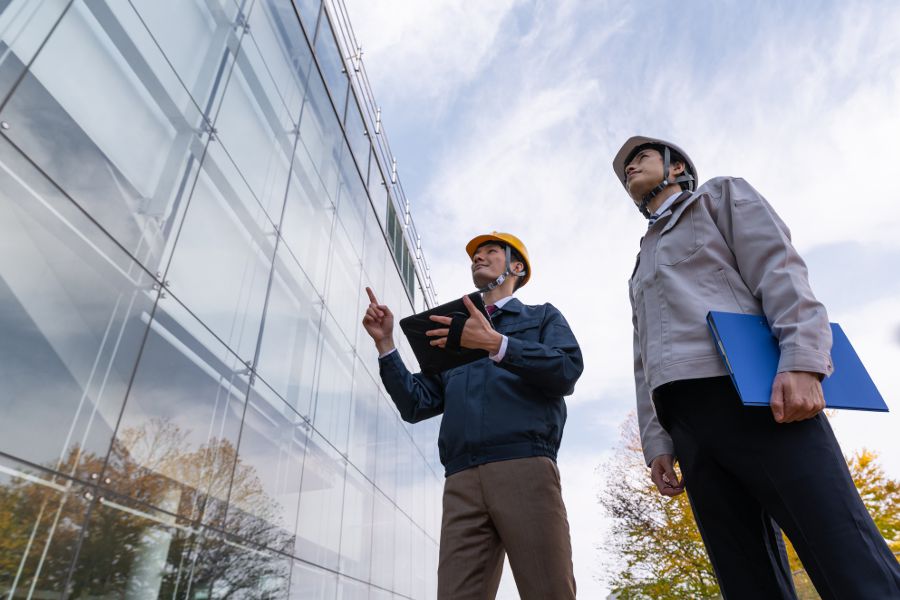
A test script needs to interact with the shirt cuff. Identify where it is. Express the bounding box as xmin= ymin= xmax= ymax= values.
xmin=379 ymin=348 xmax=399 ymax=360
xmin=489 ymin=335 xmax=508 ymax=363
